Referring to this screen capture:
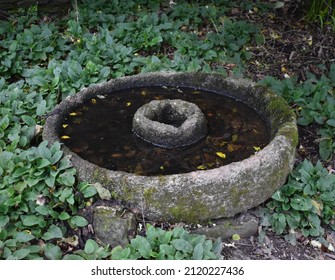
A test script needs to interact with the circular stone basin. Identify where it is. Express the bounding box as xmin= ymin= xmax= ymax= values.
xmin=132 ymin=99 xmax=207 ymax=148
xmin=43 ymin=72 xmax=298 ymax=223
